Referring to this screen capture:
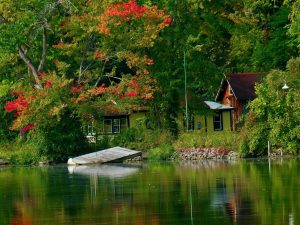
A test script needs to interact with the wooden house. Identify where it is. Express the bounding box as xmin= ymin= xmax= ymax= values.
xmin=178 ymin=101 xmax=233 ymax=133
xmin=215 ymin=72 xmax=265 ymax=129
xmin=86 ymin=110 xmax=147 ymax=143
